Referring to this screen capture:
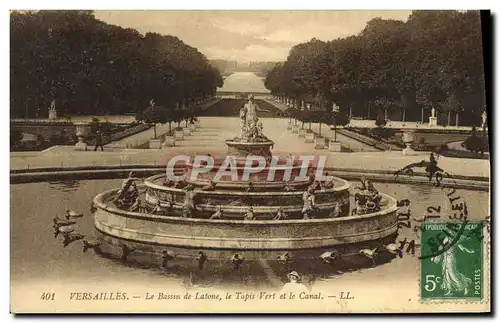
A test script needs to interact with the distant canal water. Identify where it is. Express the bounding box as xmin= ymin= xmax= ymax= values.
xmin=218 ymin=72 xmax=270 ymax=93
xmin=11 ymin=179 xmax=489 ymax=290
